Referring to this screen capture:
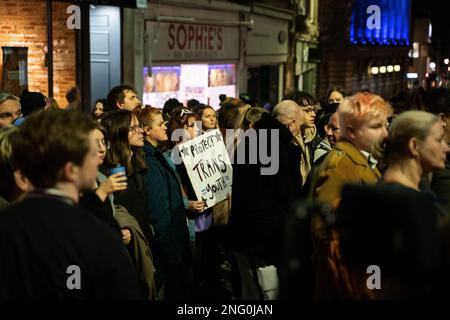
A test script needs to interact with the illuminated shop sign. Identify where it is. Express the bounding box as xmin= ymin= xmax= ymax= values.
xmin=143 ymin=64 xmax=236 ymax=110
xmin=350 ymin=0 xmax=410 ymax=46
